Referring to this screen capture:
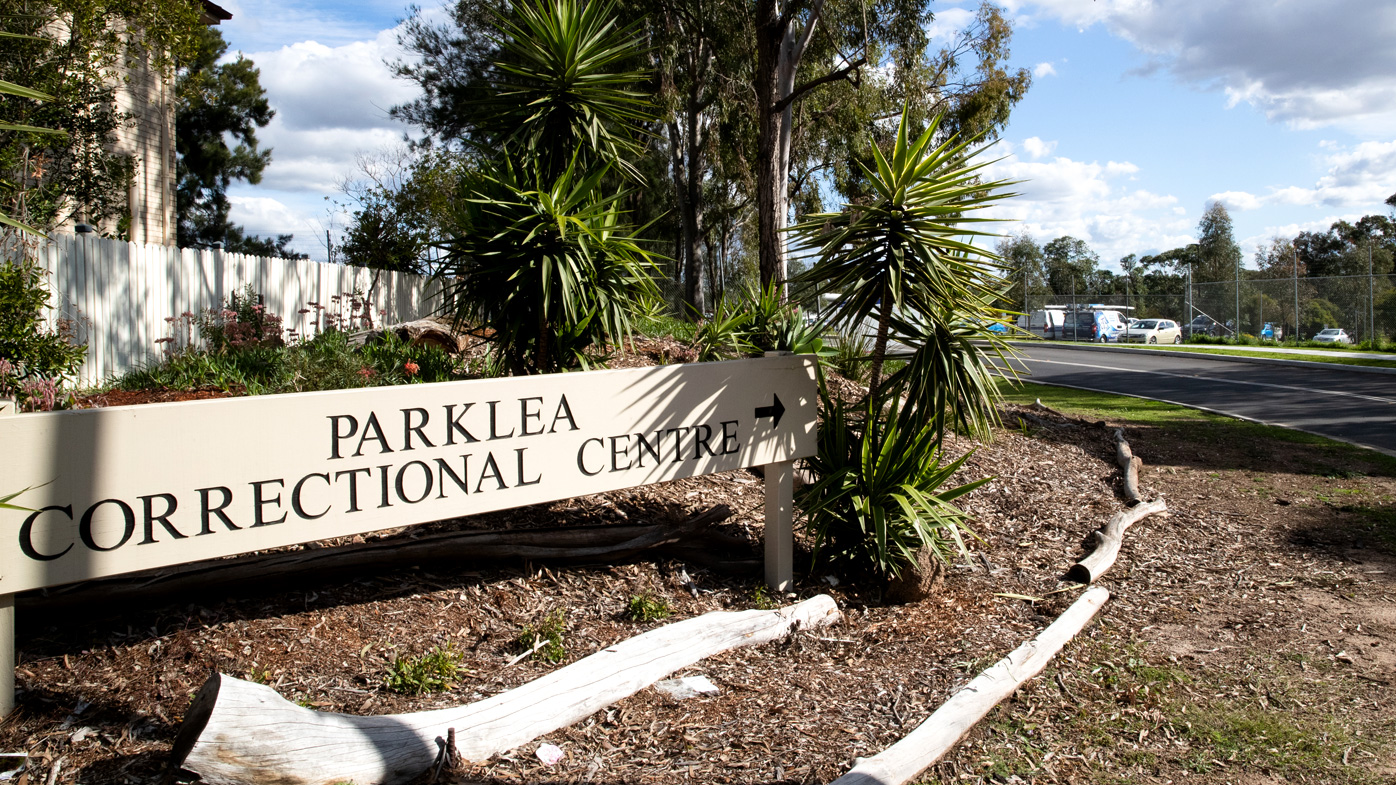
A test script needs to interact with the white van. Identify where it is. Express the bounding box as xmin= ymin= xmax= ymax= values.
xmin=1018 ymin=309 xmax=1068 ymax=339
